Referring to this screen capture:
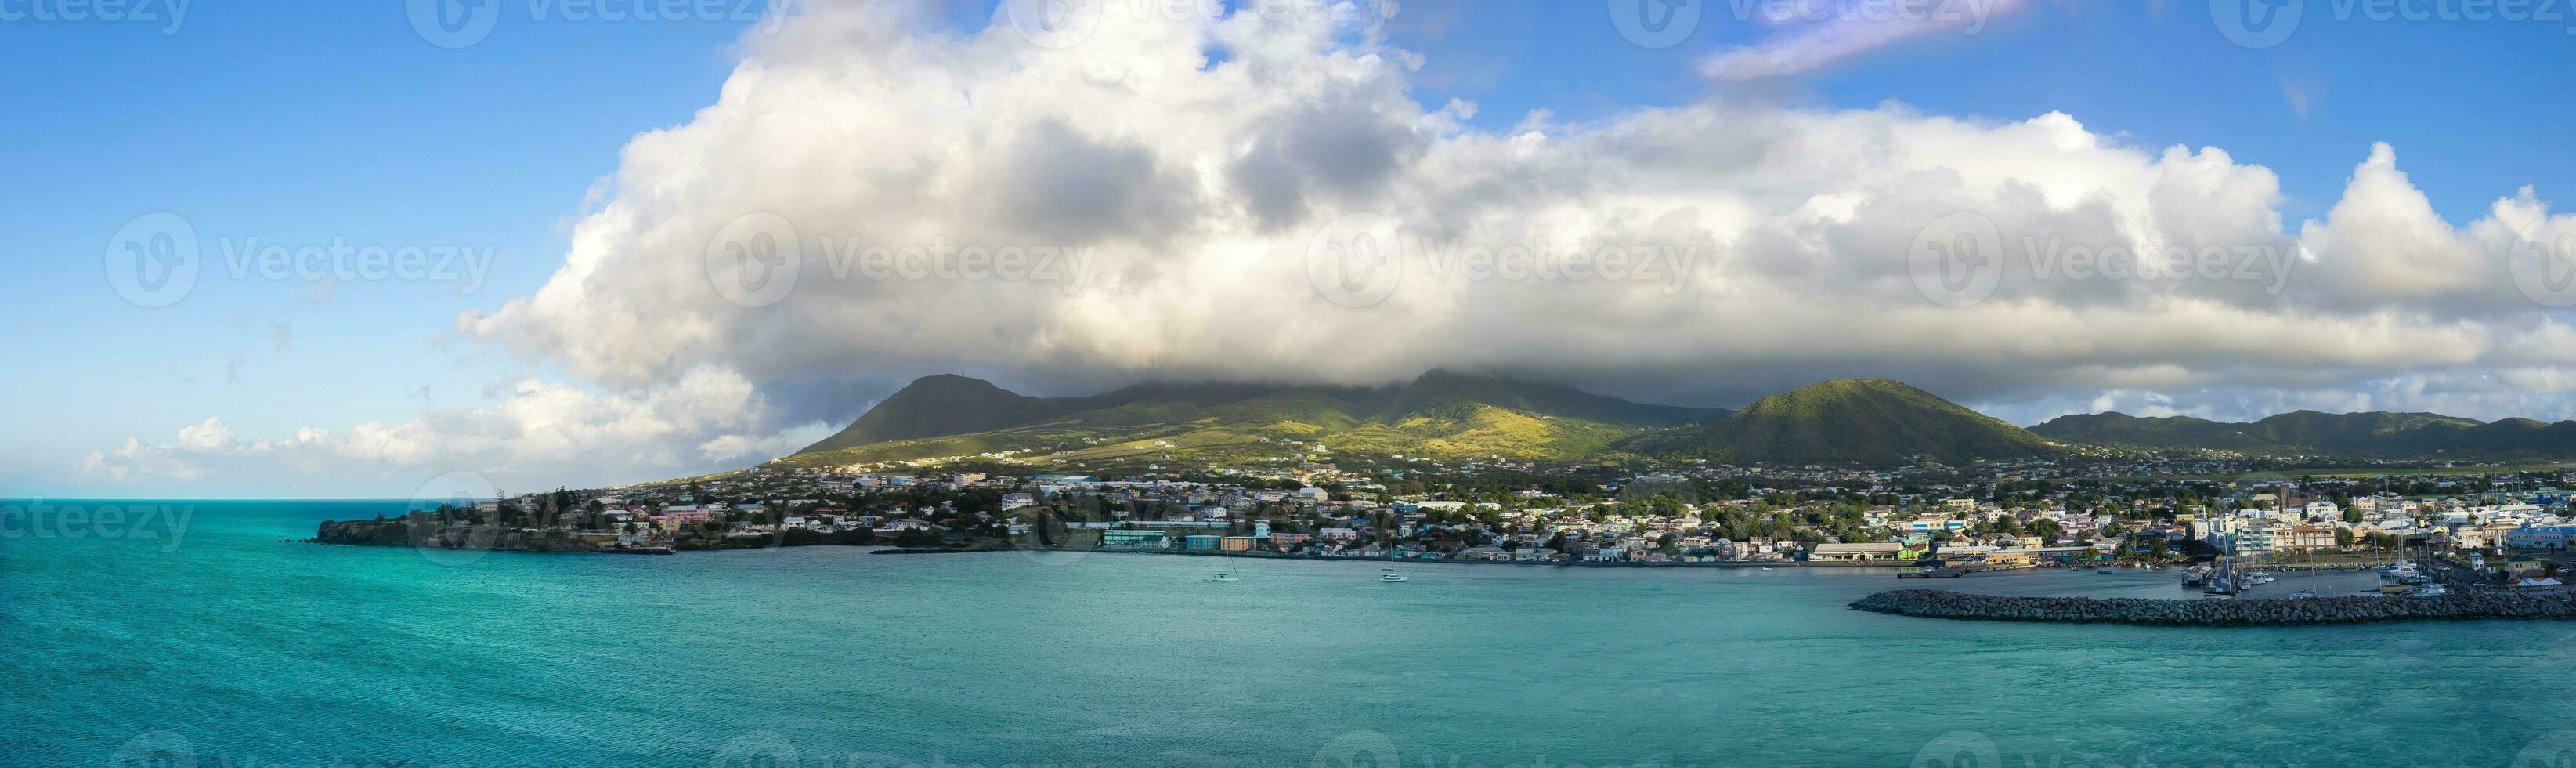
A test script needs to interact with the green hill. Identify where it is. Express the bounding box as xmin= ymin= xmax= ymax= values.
xmin=2020 ymin=409 xmax=2576 ymax=458
xmin=784 ymin=371 xmax=1728 ymax=468
xmin=788 ymin=373 xmax=2576 ymax=472
xmin=797 ymin=375 xmax=1092 ymax=455
xmin=1635 ymin=379 xmax=2061 ymax=466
